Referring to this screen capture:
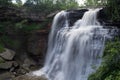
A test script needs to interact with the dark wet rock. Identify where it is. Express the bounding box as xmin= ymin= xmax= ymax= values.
xmin=13 ymin=61 xmax=19 ymax=67
xmin=0 ymin=61 xmax=18 ymax=70
xmin=10 ymin=67 xmax=15 ymax=72
xmin=27 ymin=30 xmax=48 ymax=67
xmin=46 ymin=9 xmax=88 ymax=27
xmin=28 ymin=30 xmax=48 ymax=56
xmin=0 ymin=48 xmax=15 ymax=60
xmin=67 ymin=9 xmax=88 ymax=19
xmin=0 ymin=72 xmax=15 ymax=80
xmin=97 ymin=8 xmax=108 ymax=22
xmin=47 ymin=11 xmax=60 ymax=18
xmin=0 ymin=6 xmax=47 ymax=22
xmin=21 ymin=58 xmax=36 ymax=71
xmin=67 ymin=9 xmax=88 ymax=26
xmin=0 ymin=61 xmax=13 ymax=69
xmin=16 ymin=68 xmax=28 ymax=75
